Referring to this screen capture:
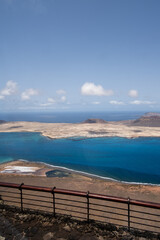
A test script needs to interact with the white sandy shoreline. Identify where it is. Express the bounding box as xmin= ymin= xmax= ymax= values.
xmin=0 ymin=159 xmax=159 ymax=187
